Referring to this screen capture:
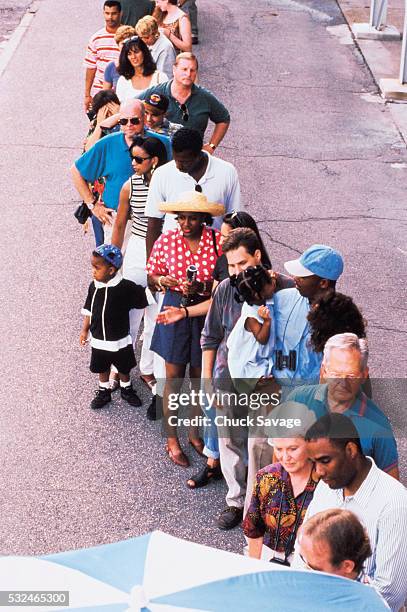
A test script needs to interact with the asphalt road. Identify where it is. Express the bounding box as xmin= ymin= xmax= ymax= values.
xmin=0 ymin=0 xmax=406 ymax=558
